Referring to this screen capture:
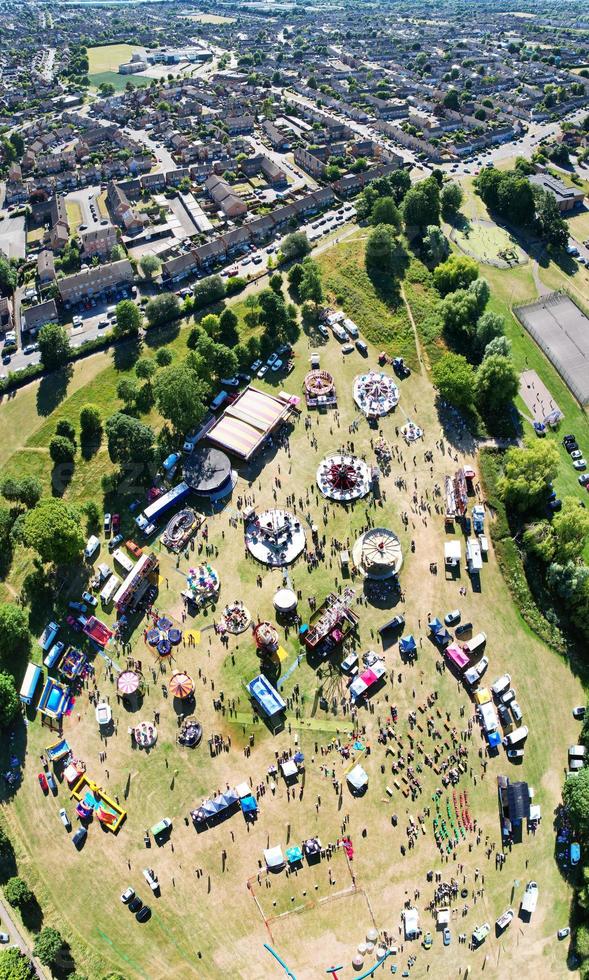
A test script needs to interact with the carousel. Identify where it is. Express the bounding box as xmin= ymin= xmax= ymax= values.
xmin=117 ymin=668 xmax=144 ymax=699
xmin=303 ymin=369 xmax=336 ymax=408
xmin=352 ymin=527 xmax=403 ymax=579
xmin=244 ymin=509 xmax=306 ymax=566
xmin=186 ymin=564 xmax=220 ymax=606
xmin=146 ymin=616 xmax=183 ymax=658
xmin=273 ymin=588 xmax=298 ymax=616
xmin=178 ymin=716 xmax=203 ymax=748
xmin=316 ymin=453 xmax=371 ymax=502
xmin=353 ymin=371 xmax=399 ymax=417
xmin=253 ymin=621 xmax=280 ymax=657
xmin=219 ymin=601 xmax=251 ymax=634
xmin=168 ymin=671 xmax=195 ymax=700
xmin=401 ymin=420 xmax=423 ymax=443
xmin=133 ymin=720 xmax=157 ymax=748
